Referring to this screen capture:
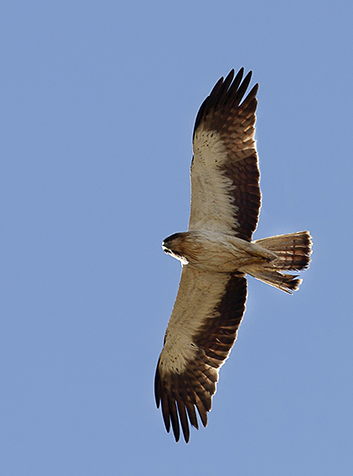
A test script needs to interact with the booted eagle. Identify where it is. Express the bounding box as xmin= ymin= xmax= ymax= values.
xmin=155 ymin=68 xmax=312 ymax=443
